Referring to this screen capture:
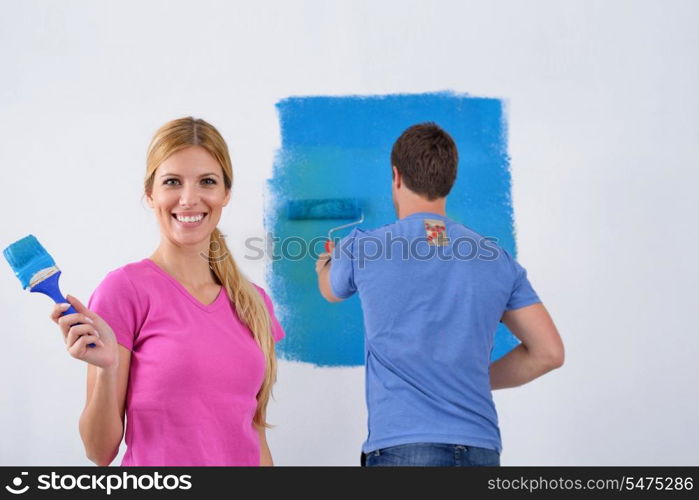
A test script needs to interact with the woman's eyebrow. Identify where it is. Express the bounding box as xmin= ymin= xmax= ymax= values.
xmin=159 ymin=172 xmax=220 ymax=178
